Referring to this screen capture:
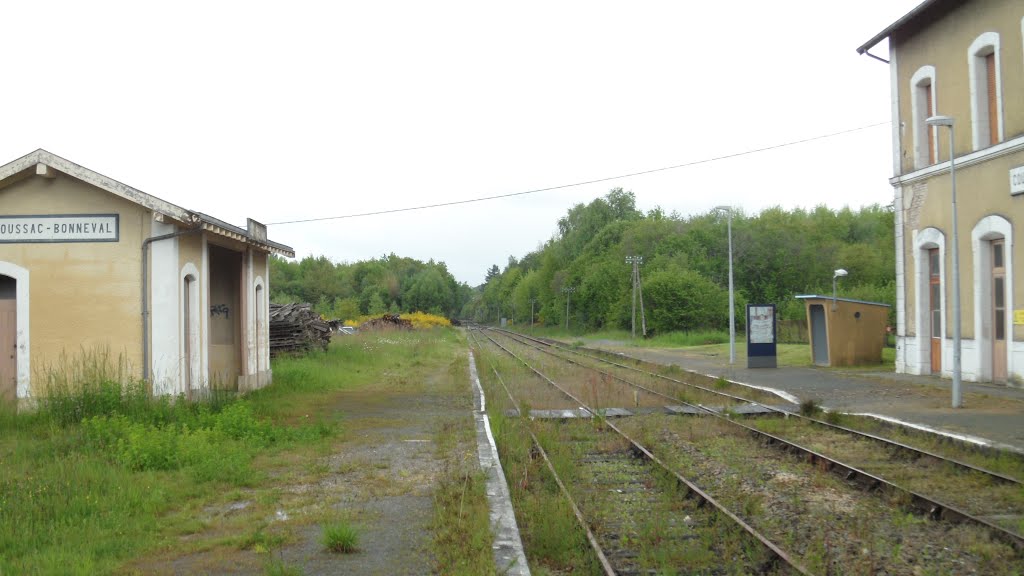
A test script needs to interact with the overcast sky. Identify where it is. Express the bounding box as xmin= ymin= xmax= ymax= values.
xmin=1 ymin=1 xmax=921 ymax=286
